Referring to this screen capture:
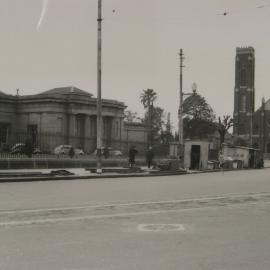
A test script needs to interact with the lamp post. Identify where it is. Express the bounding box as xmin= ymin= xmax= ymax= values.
xmin=96 ymin=0 xmax=102 ymax=174
xmin=178 ymin=49 xmax=184 ymax=146
xmin=178 ymin=49 xmax=197 ymax=149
